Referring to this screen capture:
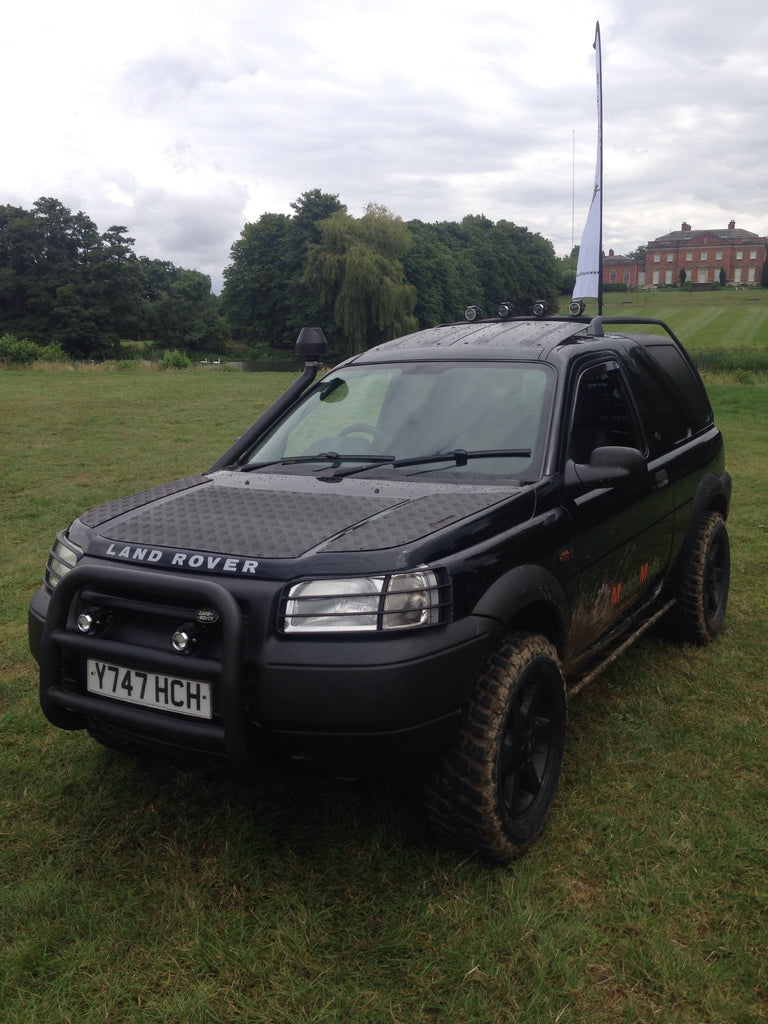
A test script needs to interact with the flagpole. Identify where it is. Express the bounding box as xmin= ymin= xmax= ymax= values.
xmin=595 ymin=22 xmax=603 ymax=315
xmin=572 ymin=21 xmax=604 ymax=314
